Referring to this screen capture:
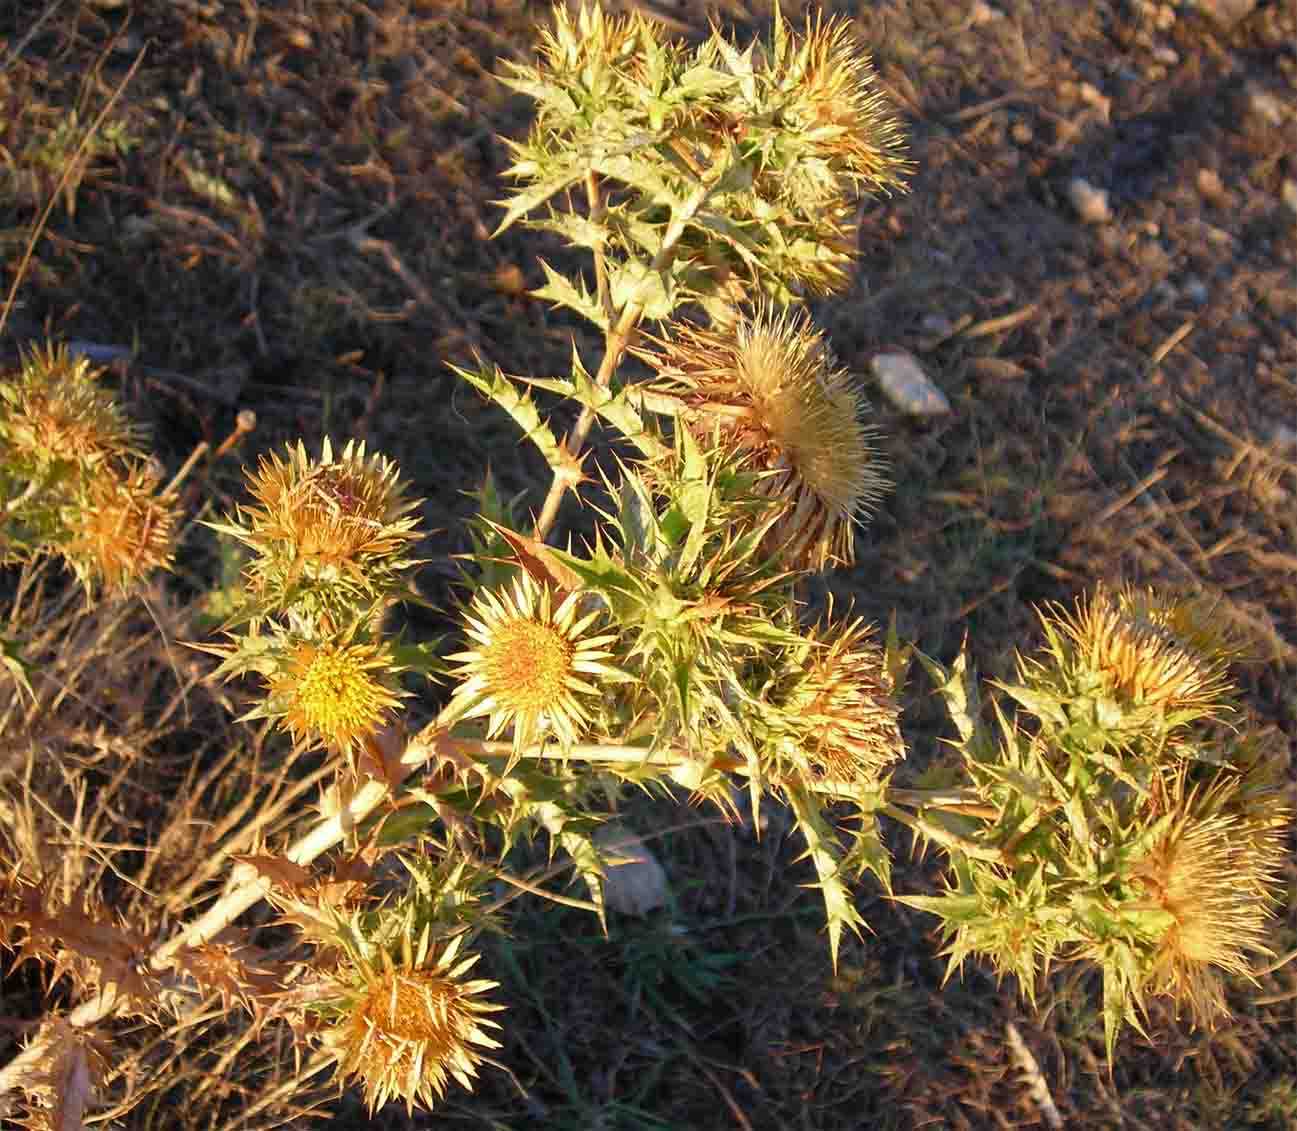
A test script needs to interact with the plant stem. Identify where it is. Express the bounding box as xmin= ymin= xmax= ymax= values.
xmin=531 ymin=171 xmax=720 ymax=544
